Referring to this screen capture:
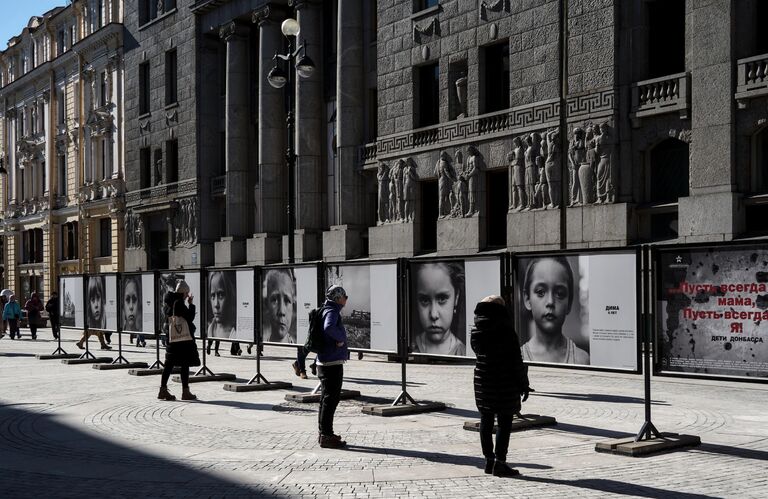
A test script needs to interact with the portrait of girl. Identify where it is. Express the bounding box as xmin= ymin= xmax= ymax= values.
xmin=410 ymin=261 xmax=466 ymax=356
xmin=207 ymin=271 xmax=237 ymax=339
xmin=519 ymin=256 xmax=589 ymax=365
xmin=87 ymin=276 xmax=107 ymax=330
xmin=122 ymin=276 xmax=142 ymax=332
